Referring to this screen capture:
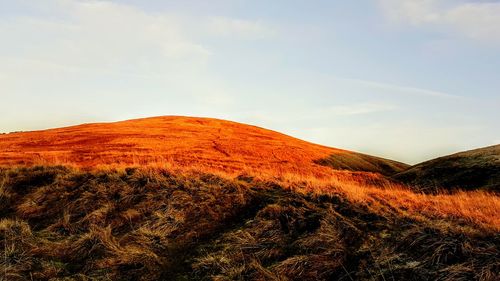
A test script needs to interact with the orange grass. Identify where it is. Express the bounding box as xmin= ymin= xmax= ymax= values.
xmin=0 ymin=116 xmax=343 ymax=178
xmin=1 ymin=116 xmax=499 ymax=232
xmin=177 ymin=165 xmax=500 ymax=232
xmin=317 ymin=180 xmax=500 ymax=233
xmin=35 ymin=162 xmax=499 ymax=233
xmin=248 ymin=172 xmax=500 ymax=233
